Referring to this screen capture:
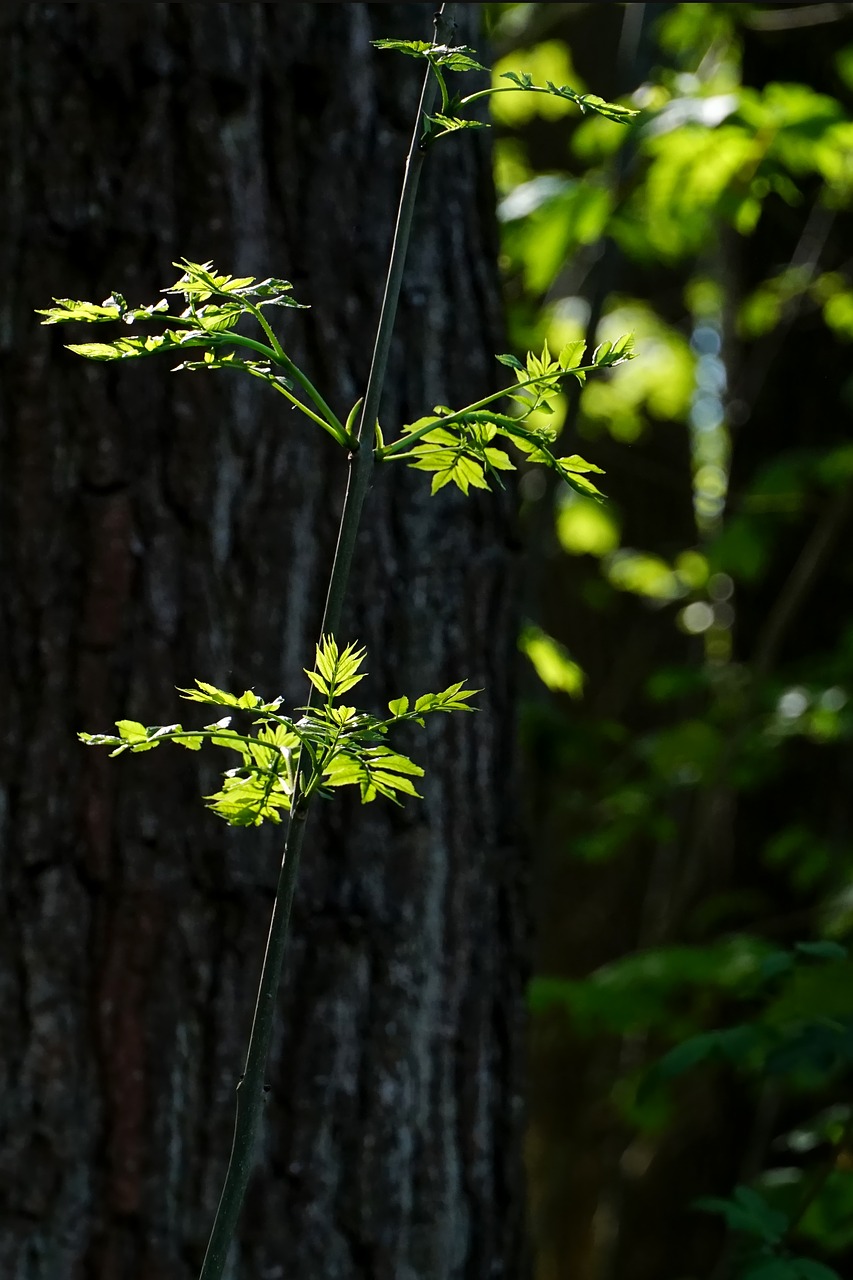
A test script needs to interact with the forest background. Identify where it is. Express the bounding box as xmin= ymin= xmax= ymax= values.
xmin=2 ymin=3 xmax=853 ymax=1280
xmin=499 ymin=4 xmax=853 ymax=1280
